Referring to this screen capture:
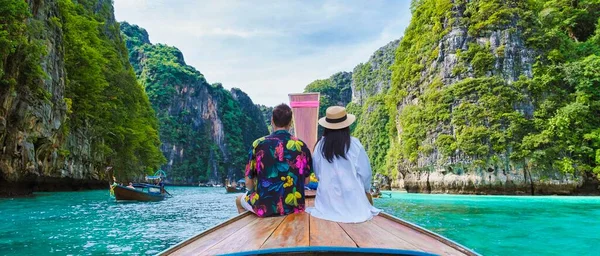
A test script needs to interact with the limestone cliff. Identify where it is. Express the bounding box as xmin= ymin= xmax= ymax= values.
xmin=304 ymin=72 xmax=353 ymax=136
xmin=303 ymin=40 xmax=399 ymax=187
xmin=121 ymin=23 xmax=269 ymax=184
xmin=0 ymin=0 xmax=164 ymax=196
xmin=305 ymin=1 xmax=600 ymax=195
xmin=350 ymin=39 xmax=400 ymax=105
xmin=385 ymin=0 xmax=600 ymax=195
